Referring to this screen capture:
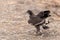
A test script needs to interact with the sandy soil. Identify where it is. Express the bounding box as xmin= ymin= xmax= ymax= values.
xmin=0 ymin=0 xmax=60 ymax=40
